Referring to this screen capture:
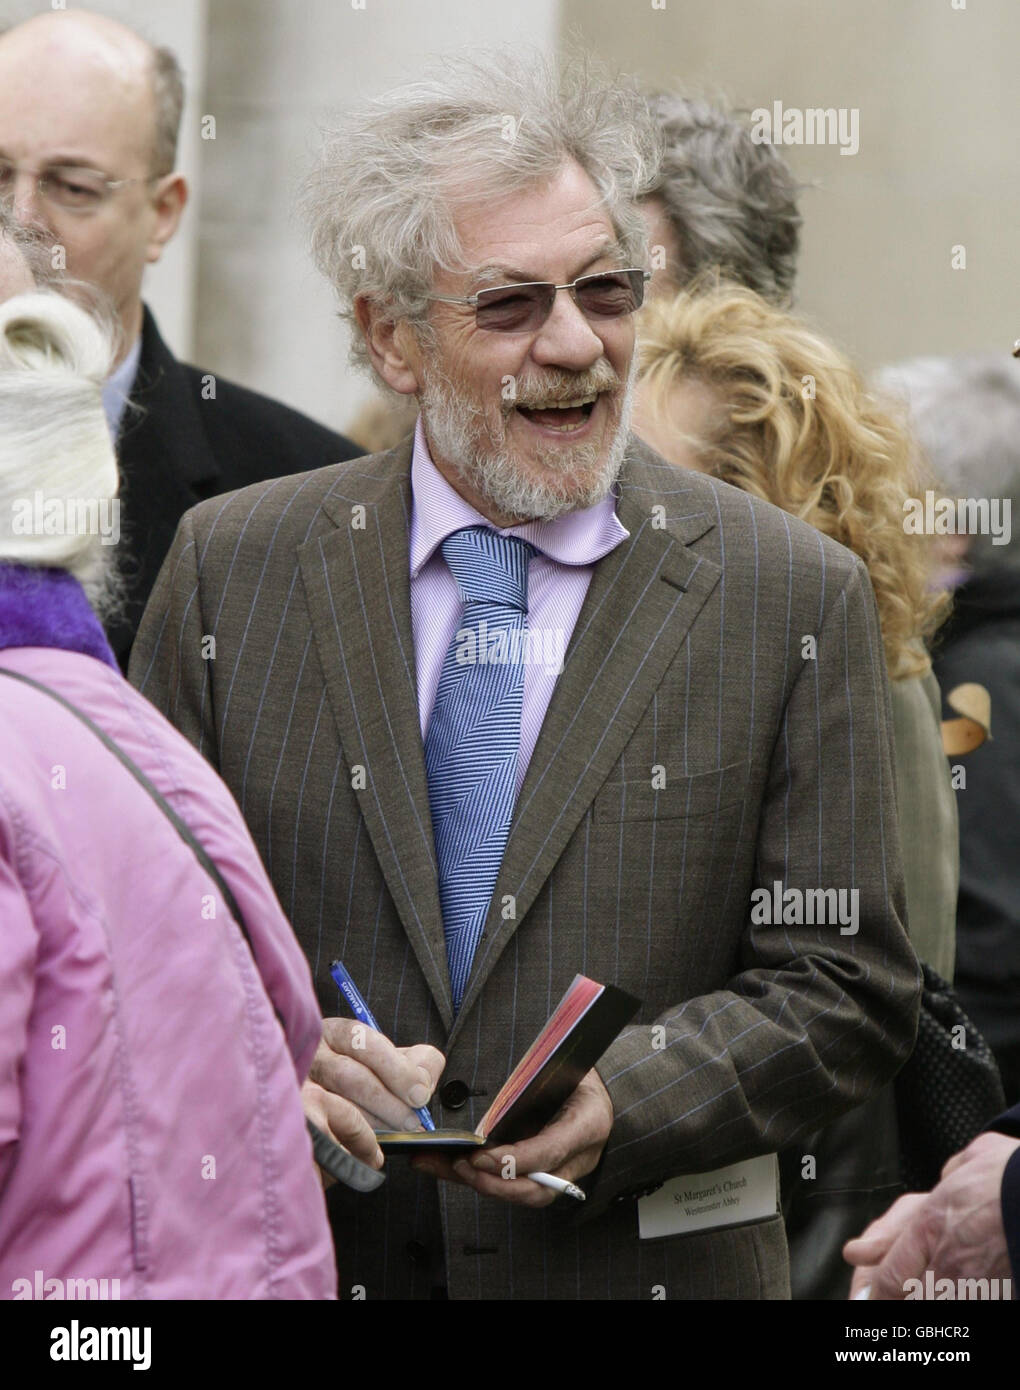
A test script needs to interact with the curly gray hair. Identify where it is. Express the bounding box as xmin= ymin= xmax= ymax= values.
xmin=303 ymin=50 xmax=662 ymax=372
xmin=646 ymin=94 xmax=802 ymax=303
